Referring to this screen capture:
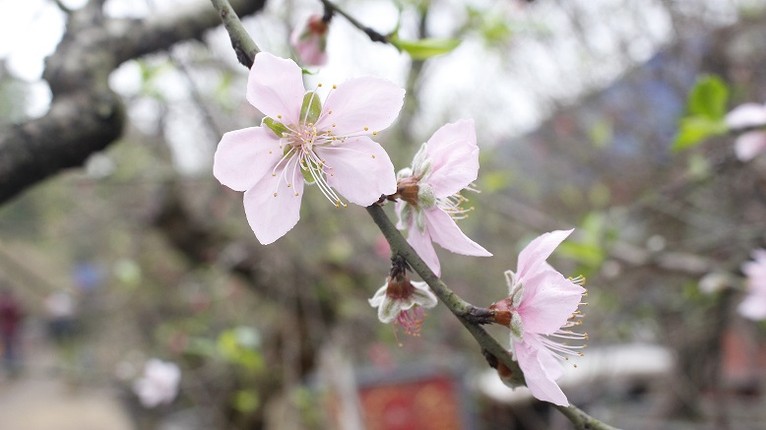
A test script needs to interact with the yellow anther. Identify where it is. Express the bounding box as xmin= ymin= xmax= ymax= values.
xmin=332 ymin=84 xmax=337 ymax=89
xmin=273 ymin=192 xmax=278 ymax=197
xmin=372 ymin=131 xmax=378 ymax=136
xmin=318 ymin=83 xmax=323 ymax=87
xmin=277 ymin=115 xmax=282 ymax=119
xmin=364 ymin=127 xmax=369 ymax=131
xmin=371 ymin=154 xmax=376 ymax=159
